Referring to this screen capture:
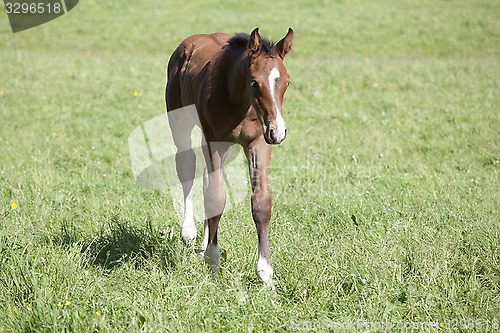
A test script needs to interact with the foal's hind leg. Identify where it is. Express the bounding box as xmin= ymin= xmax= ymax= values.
xmin=167 ymin=111 xmax=197 ymax=244
xmin=200 ymin=142 xmax=231 ymax=276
